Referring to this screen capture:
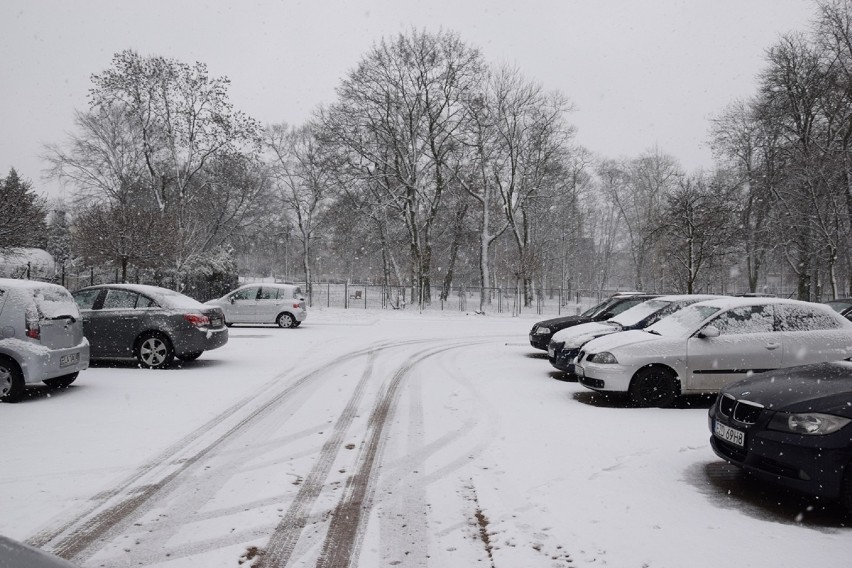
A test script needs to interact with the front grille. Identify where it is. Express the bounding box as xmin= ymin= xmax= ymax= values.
xmin=560 ymin=347 xmax=580 ymax=361
xmin=718 ymin=393 xmax=763 ymax=425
